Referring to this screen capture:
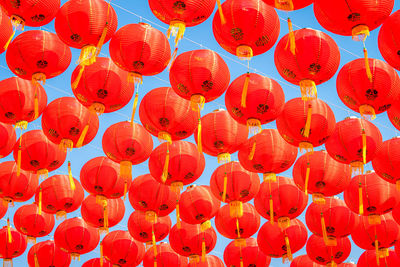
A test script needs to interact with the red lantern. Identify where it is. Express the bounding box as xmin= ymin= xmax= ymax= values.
xmin=0 ymin=200 xmax=6 ymax=220
xmin=274 ymin=28 xmax=340 ymax=99
xmin=102 ymin=230 xmax=145 ymax=267
xmin=128 ymin=211 xmax=171 ymax=244
xmin=27 ymin=240 xmax=71 ymax=267
xmin=224 ymin=237 xmax=271 ymax=267
xmin=82 ymin=258 xmax=112 ymax=267
xmin=81 ymin=195 xmax=125 ymax=233
xmin=292 ymin=150 xmax=351 ymax=202
xmin=0 ymin=8 xmax=12 ymax=54
xmin=238 ymin=129 xmax=298 ymax=181
xmin=212 ymin=0 xmax=280 ymax=59
xmin=291 ymin=255 xmax=323 ymax=267
xmin=13 ymin=203 xmax=55 ymax=243
xmin=0 ymin=225 xmax=27 ymax=266
xmin=344 ymin=171 xmax=400 ymax=218
xmin=54 ymin=217 xmax=100 ymax=260
xmin=102 ymin=121 xmax=153 ymax=180
xmin=257 ymin=219 xmax=308 ymax=262
xmin=225 ymin=73 xmax=285 ymax=132
xmin=276 ymin=98 xmax=336 ymax=152
xmin=0 ymin=122 xmax=16 ymax=159
xmin=372 ymin=137 xmax=400 ymax=188
xmin=195 ymin=109 xmax=248 ymax=162
xmin=325 ymin=117 xmax=382 ymax=173
xmin=357 ymin=249 xmax=400 ymax=267
xmin=0 ymin=77 xmax=47 ymax=126
xmin=42 ymin=97 xmax=99 ymax=150
xmin=169 ymin=49 xmax=230 ymax=108
xmin=6 ymin=30 xmax=71 ymax=84
xmin=35 ymin=175 xmax=84 ymax=218
xmin=143 ymin=242 xmax=188 ymax=267
xmin=306 ymin=235 xmax=351 ymax=266
xmin=80 ymin=156 xmax=132 ymax=199
xmin=262 ymin=0 xmax=313 ymax=10
xmin=254 ymin=176 xmax=307 ymax=228
xmin=188 ymin=255 xmax=224 ymax=267
xmin=71 ymin=57 xmax=133 ymax=114
xmin=12 ymin=130 xmax=66 ymax=177
xmin=0 ymin=161 xmax=38 ymax=205
xmin=378 ymin=10 xmax=400 ymax=71
xmin=337 ymin=58 xmax=400 ymax=119
xmin=388 ymin=101 xmax=400 ymax=131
